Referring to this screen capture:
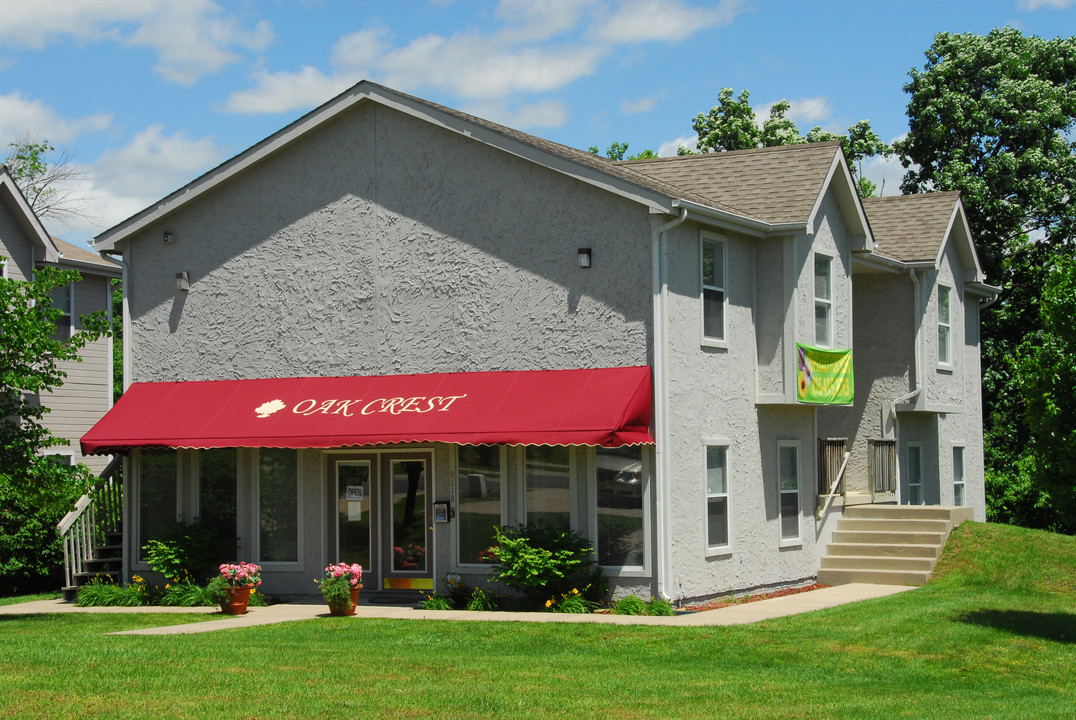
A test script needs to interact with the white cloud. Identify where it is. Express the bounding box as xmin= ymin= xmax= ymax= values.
xmin=756 ymin=96 xmax=834 ymax=126
xmin=223 ymin=66 xmax=360 ymax=114
xmin=0 ymin=92 xmax=111 ymax=143
xmin=92 ymin=125 xmax=223 ymax=198
xmin=658 ymin=134 xmax=697 ymax=157
xmin=1018 ymin=0 xmax=1074 ymax=8
xmin=622 ymin=95 xmax=660 ymax=114
xmin=0 ymin=0 xmax=273 ymax=84
xmin=593 ymin=0 xmax=743 ymax=43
